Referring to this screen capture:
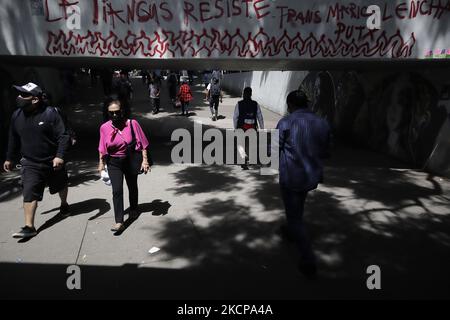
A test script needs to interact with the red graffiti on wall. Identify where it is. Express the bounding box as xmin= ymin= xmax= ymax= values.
xmin=44 ymin=0 xmax=450 ymax=28
xmin=46 ymin=28 xmax=416 ymax=58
